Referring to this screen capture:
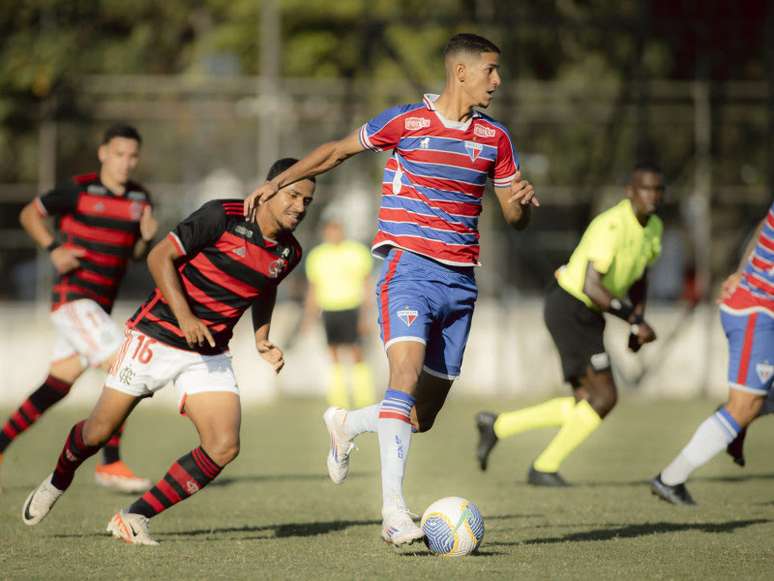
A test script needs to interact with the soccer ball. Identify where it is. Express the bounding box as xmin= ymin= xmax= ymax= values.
xmin=420 ymin=496 xmax=485 ymax=557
